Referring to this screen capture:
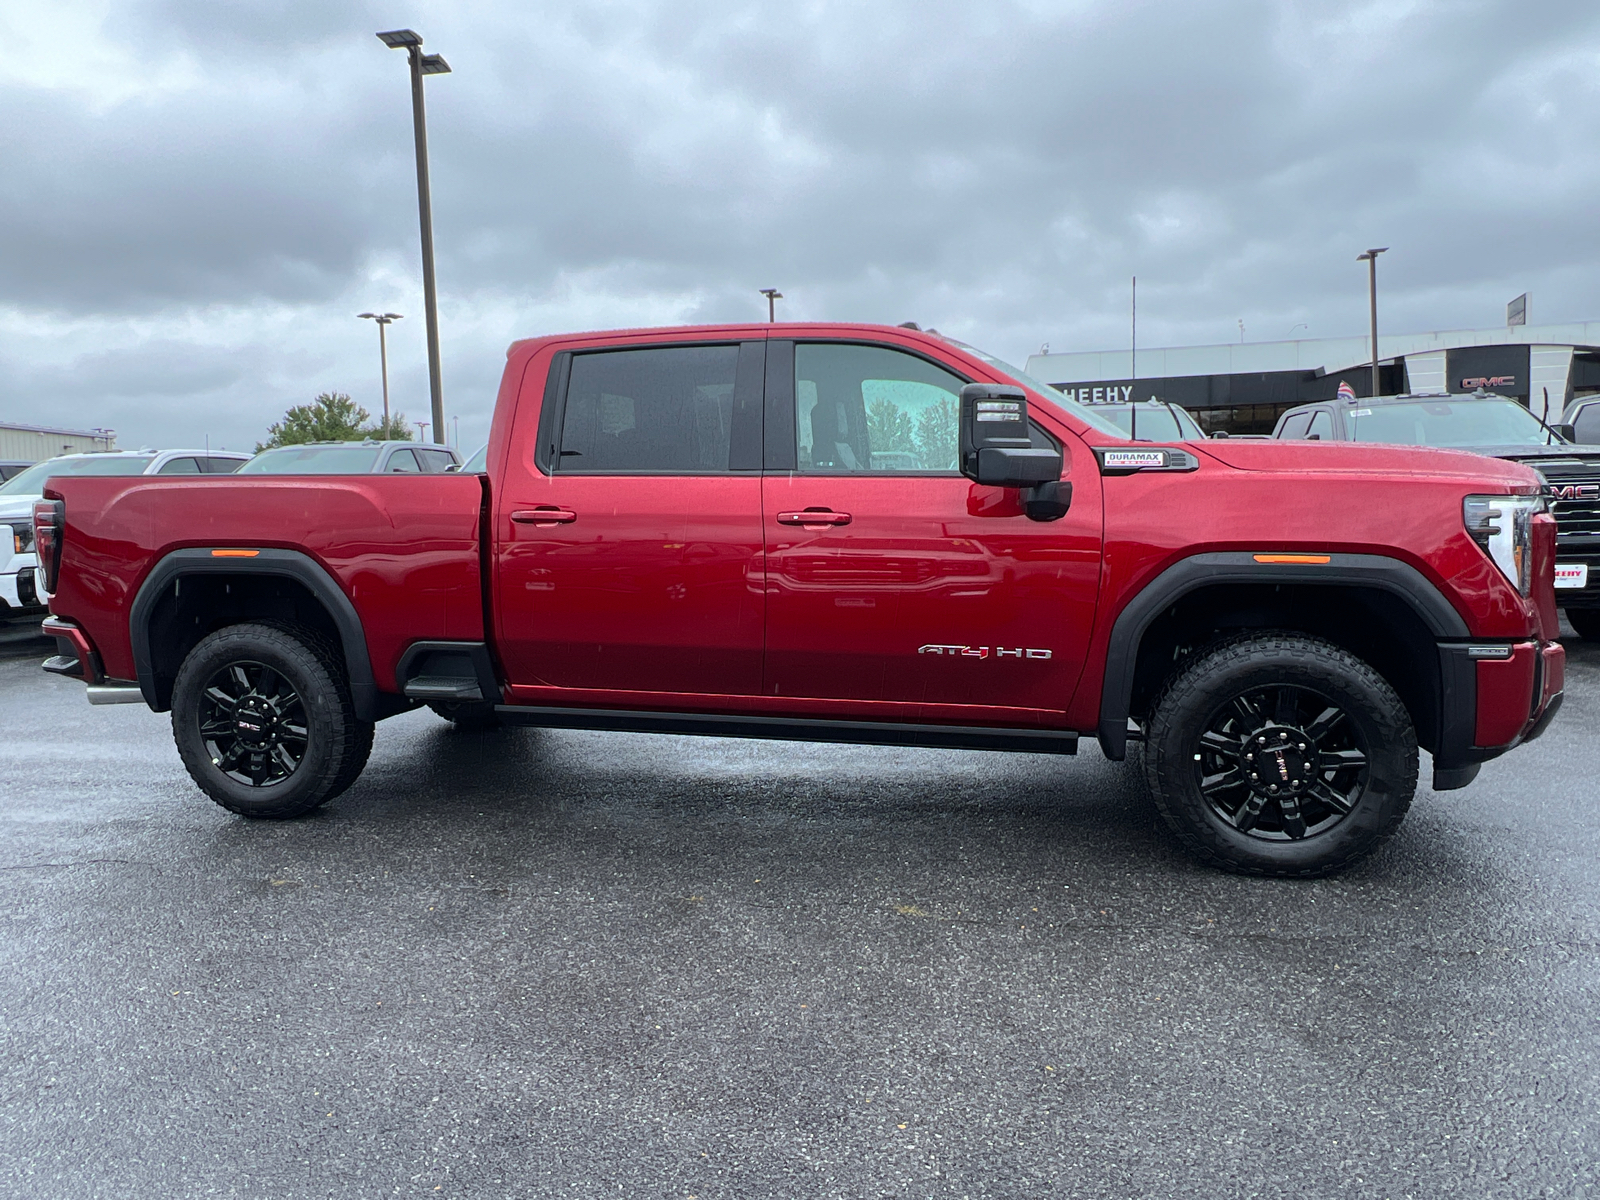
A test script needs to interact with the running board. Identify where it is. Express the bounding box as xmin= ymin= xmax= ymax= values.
xmin=492 ymin=705 xmax=1079 ymax=755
